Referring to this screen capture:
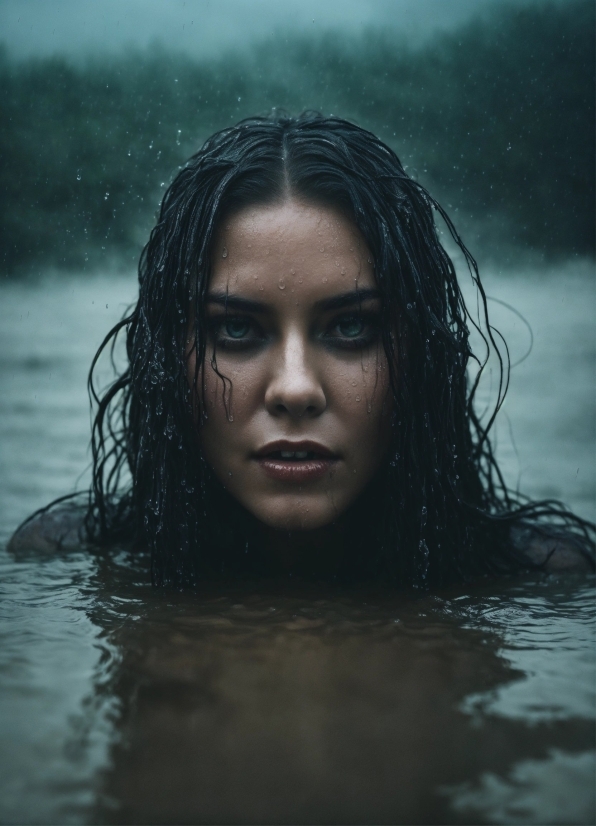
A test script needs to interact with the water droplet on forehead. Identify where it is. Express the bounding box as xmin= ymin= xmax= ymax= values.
xmin=222 ymin=247 xmax=228 ymax=258
xmin=278 ymin=280 xmax=286 ymax=290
